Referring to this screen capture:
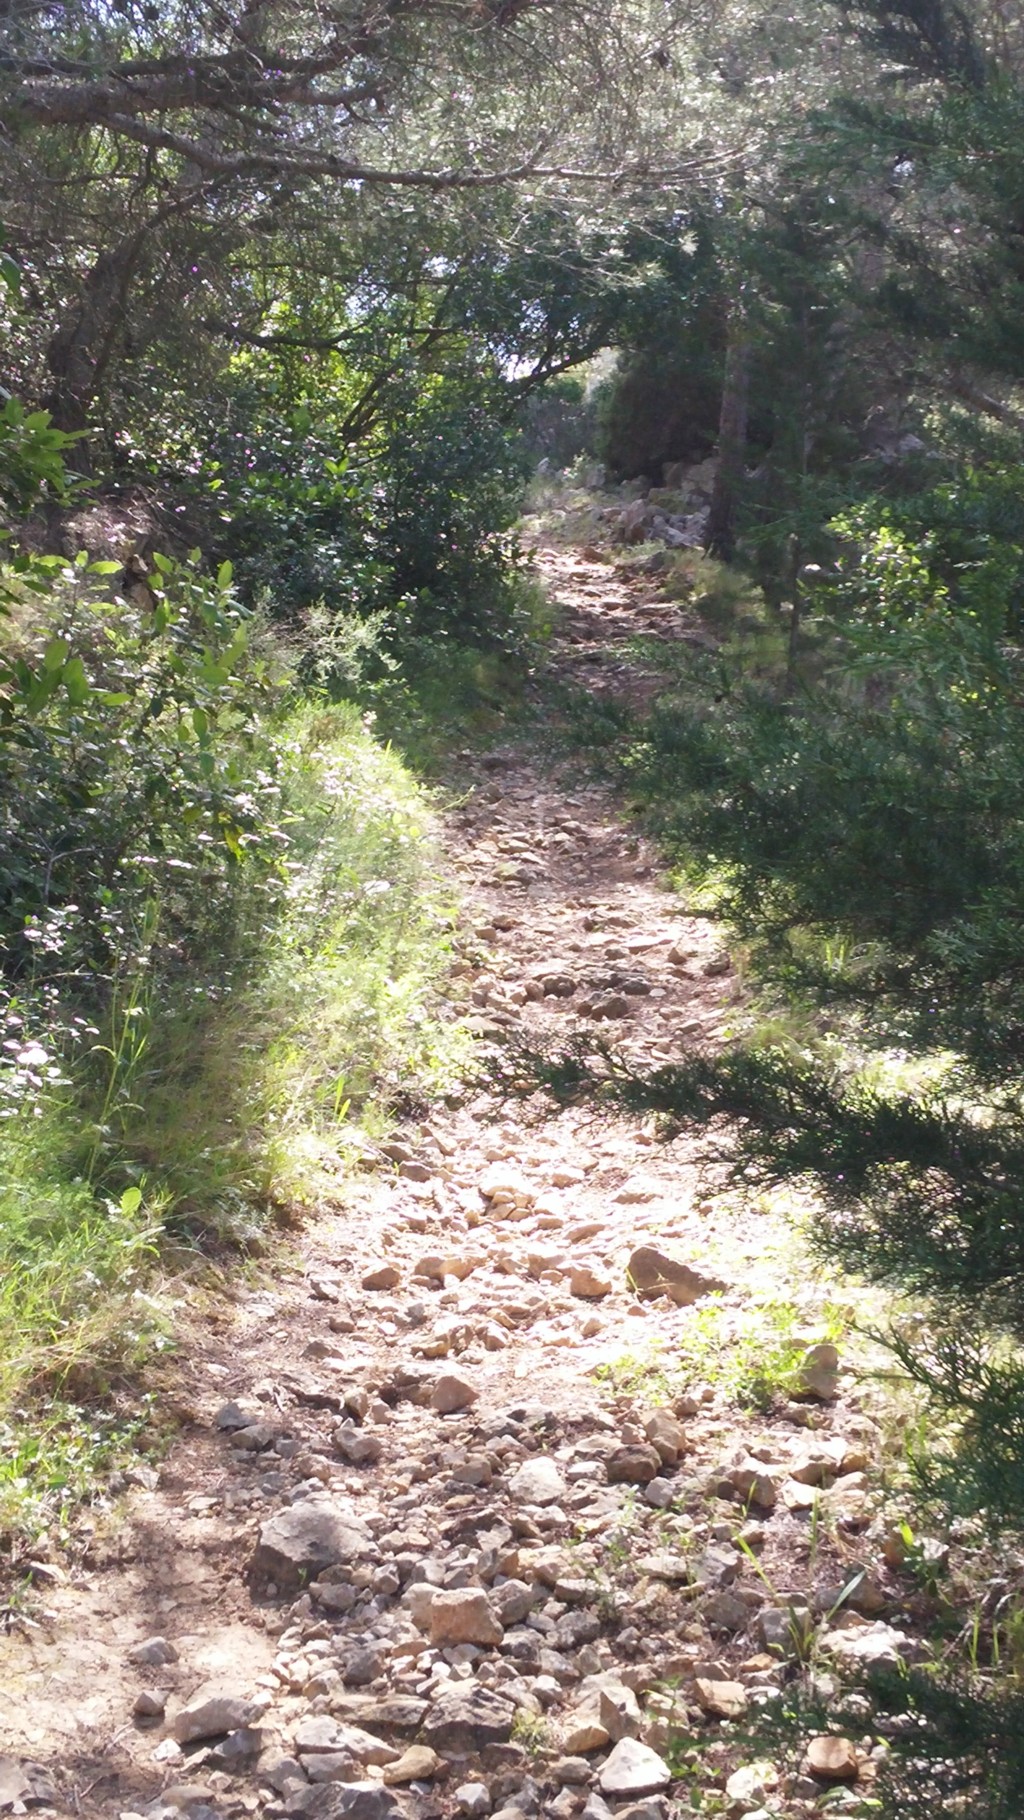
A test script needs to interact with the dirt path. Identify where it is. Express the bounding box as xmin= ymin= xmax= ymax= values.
xmin=0 ymin=548 xmax=892 ymax=1820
